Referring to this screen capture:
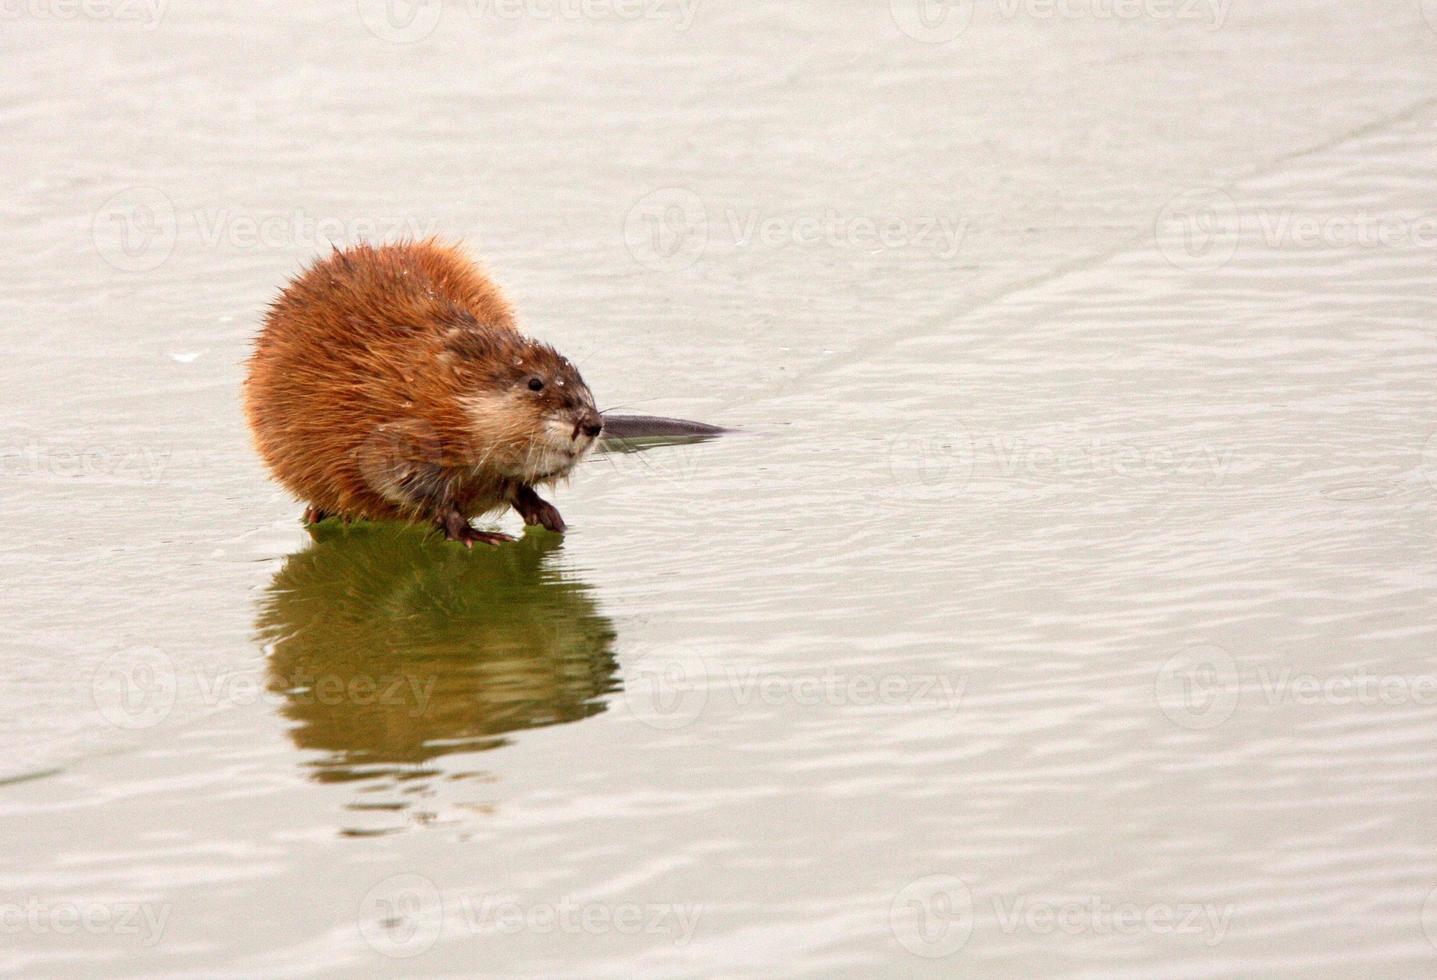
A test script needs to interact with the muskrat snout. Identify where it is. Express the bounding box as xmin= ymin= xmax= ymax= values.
xmin=577 ymin=412 xmax=603 ymax=440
